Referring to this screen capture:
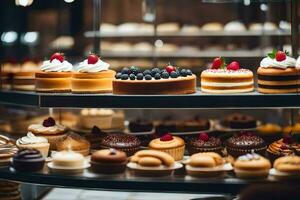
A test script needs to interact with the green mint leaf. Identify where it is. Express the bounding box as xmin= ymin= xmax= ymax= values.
xmin=285 ymin=50 xmax=290 ymax=56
